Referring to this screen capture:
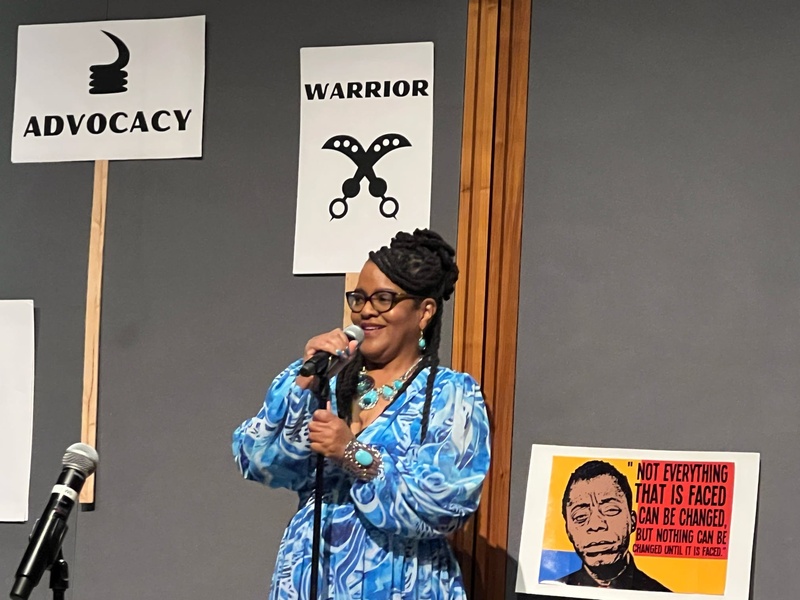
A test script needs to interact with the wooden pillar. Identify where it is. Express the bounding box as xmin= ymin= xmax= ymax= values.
xmin=451 ymin=0 xmax=531 ymax=597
